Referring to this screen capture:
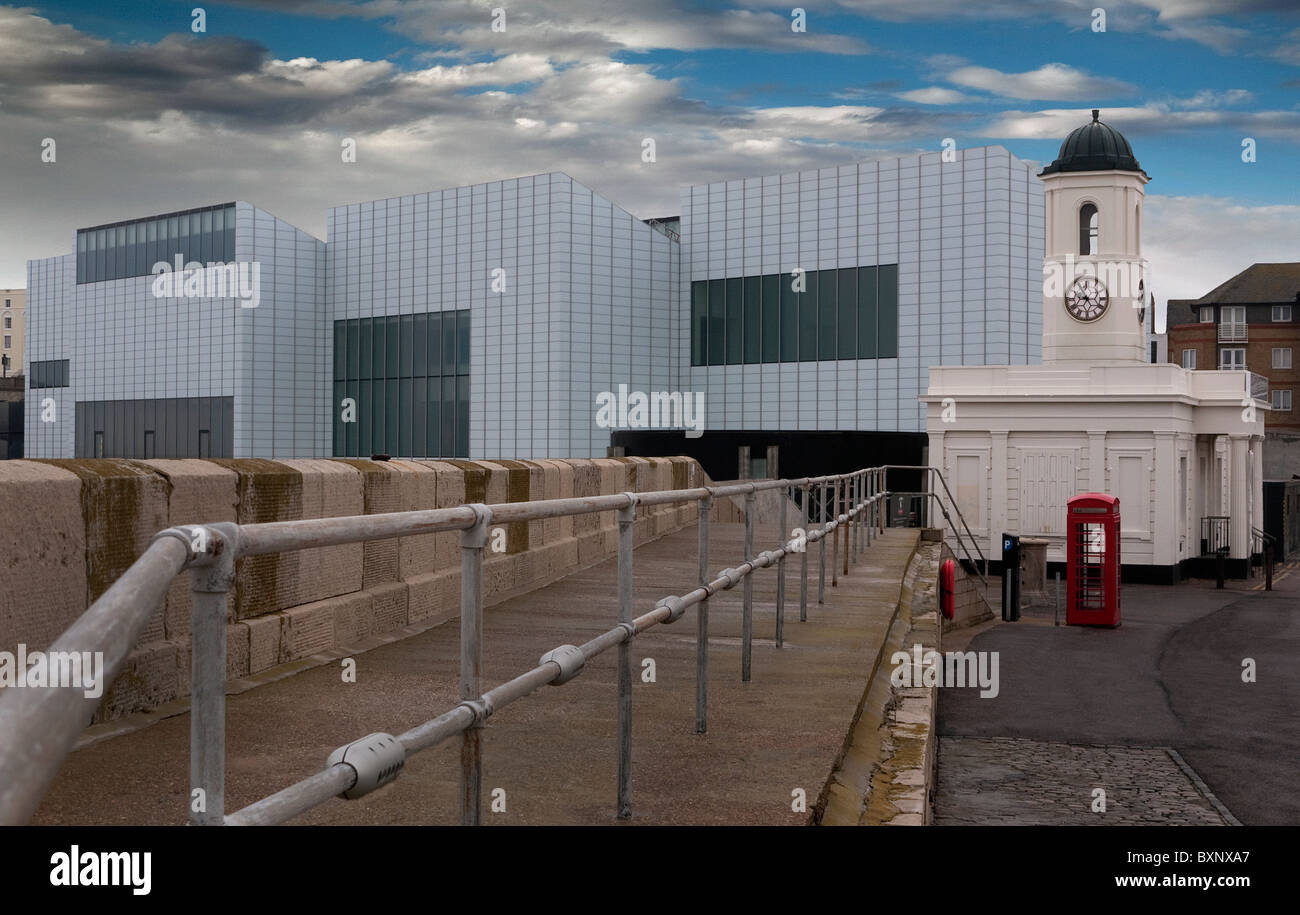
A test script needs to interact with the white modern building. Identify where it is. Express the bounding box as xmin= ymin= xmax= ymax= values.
xmin=25 ymin=203 xmax=324 ymax=459
xmin=922 ymin=112 xmax=1268 ymax=582
xmin=26 ymin=148 xmax=1047 ymax=482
